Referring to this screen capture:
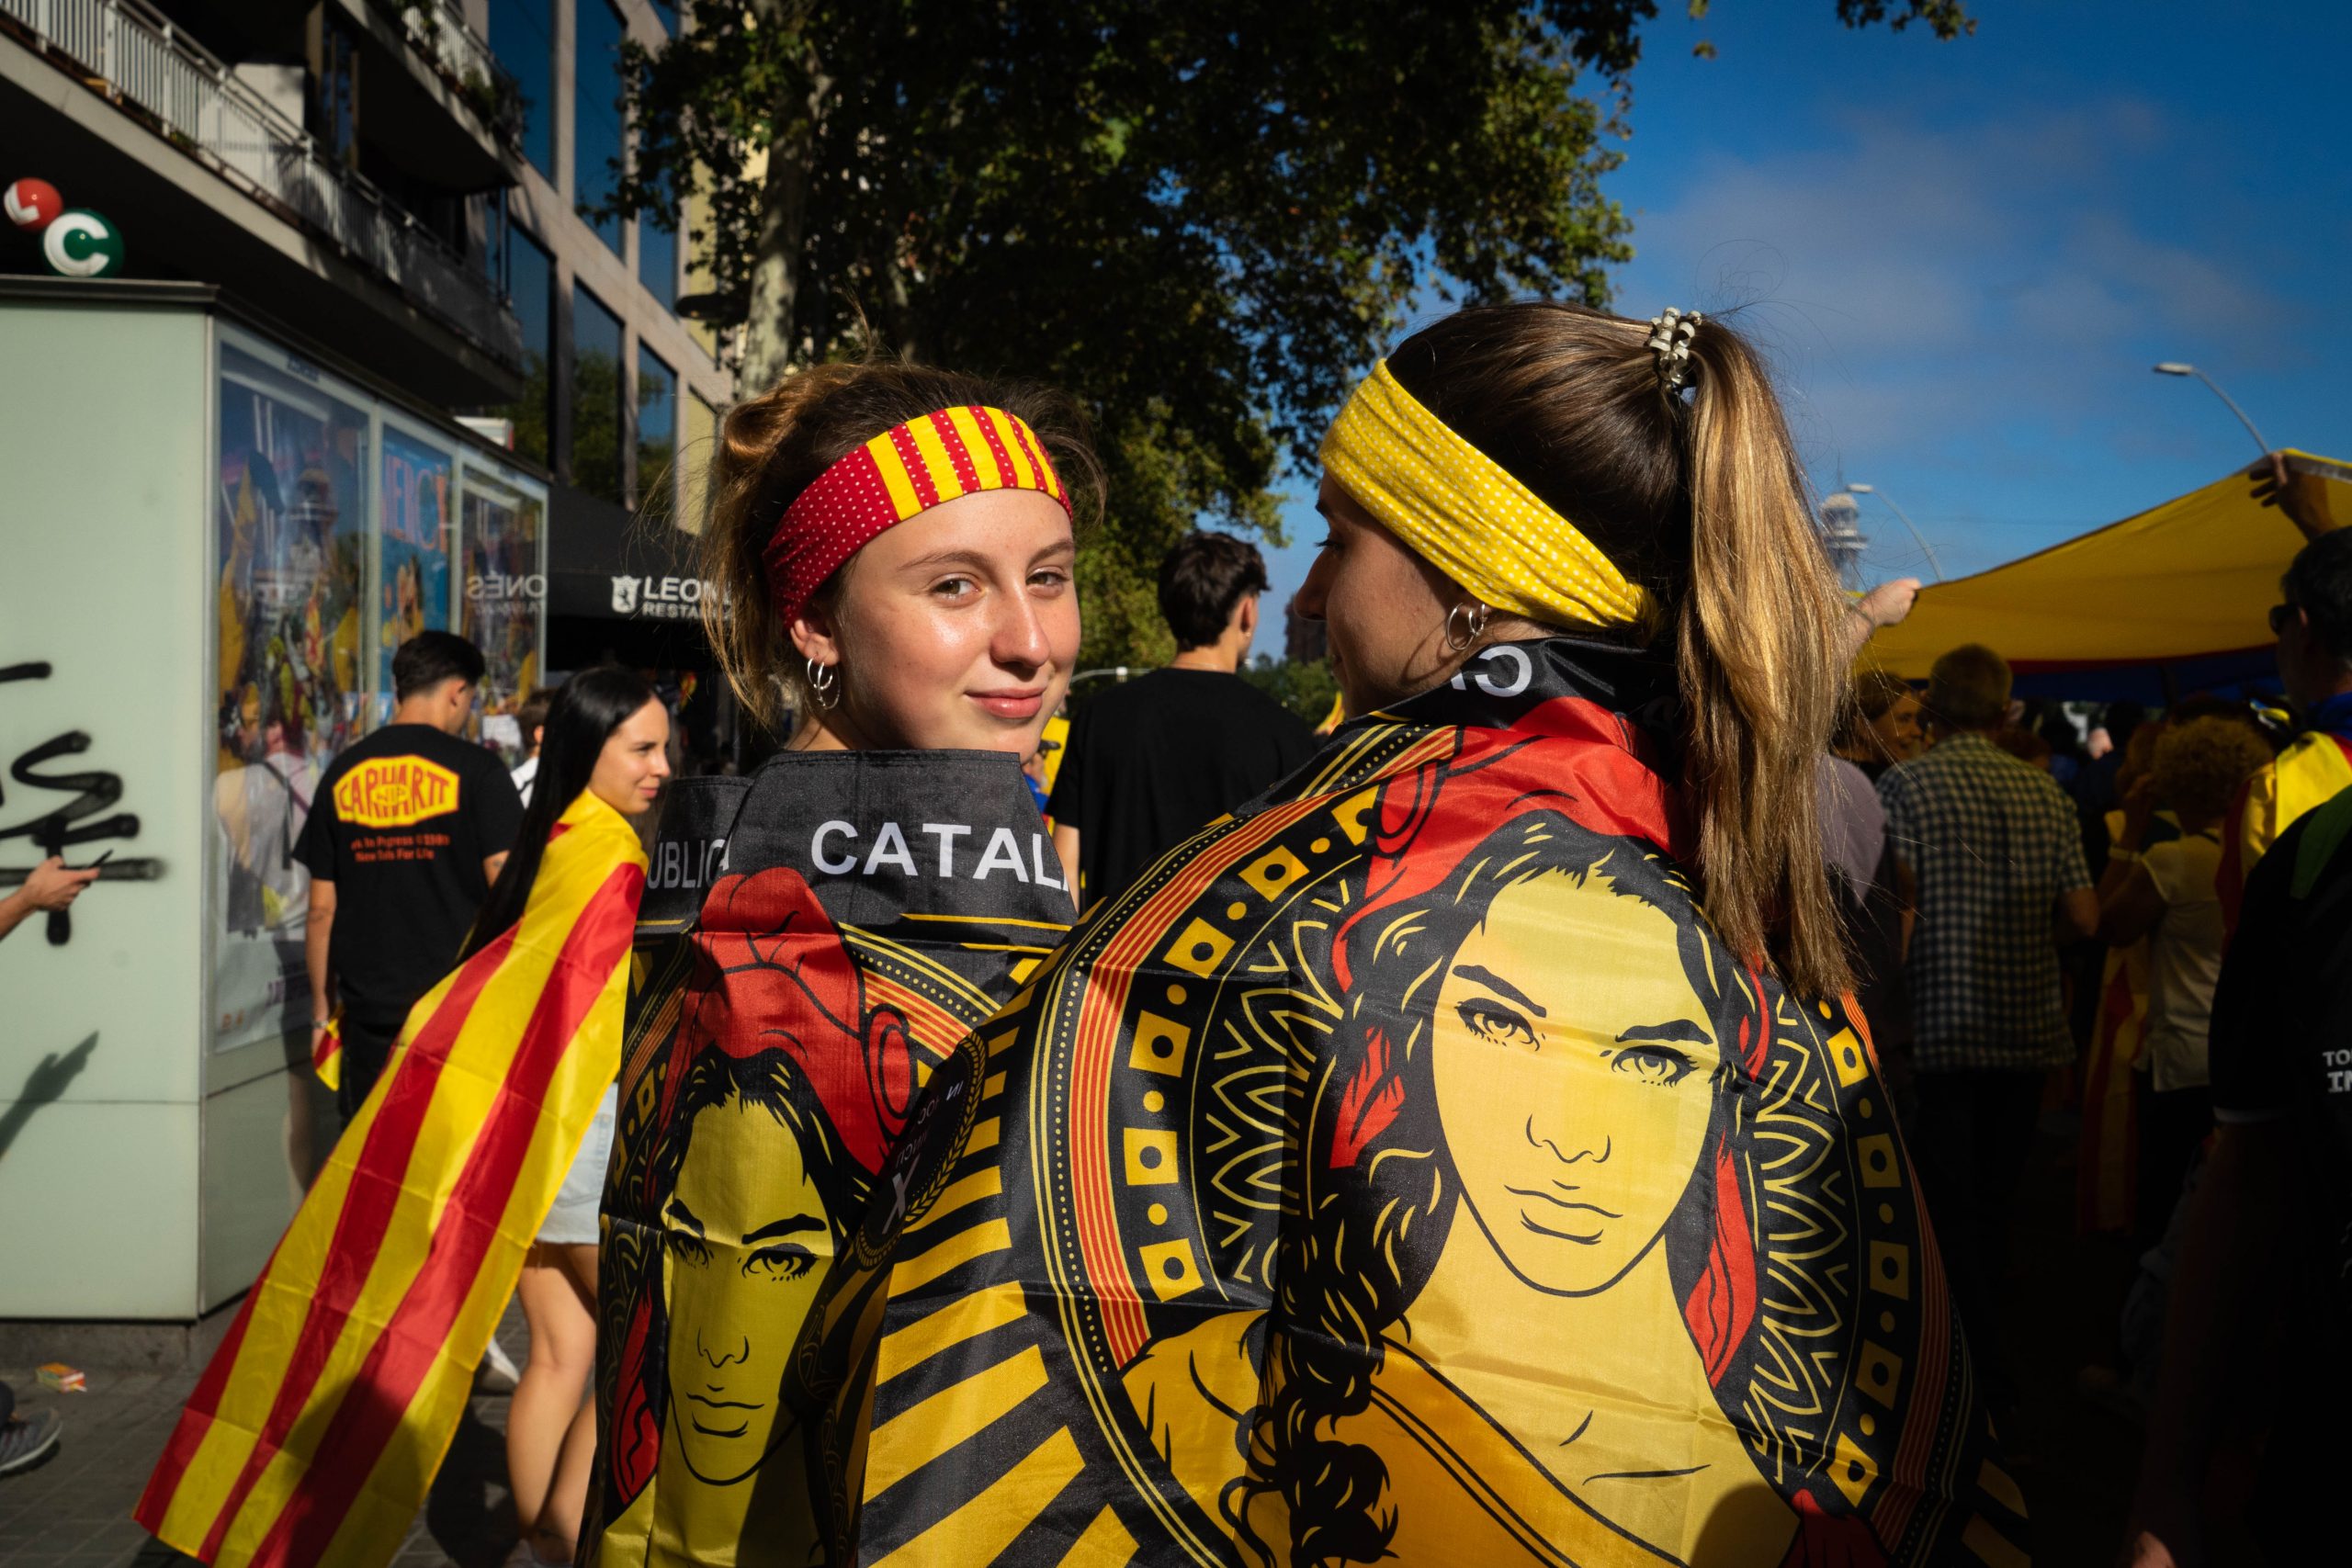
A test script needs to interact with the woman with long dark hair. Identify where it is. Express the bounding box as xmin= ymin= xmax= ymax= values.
xmin=140 ymin=667 xmax=666 ymax=1568
xmin=497 ymin=668 xmax=671 ymax=1565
